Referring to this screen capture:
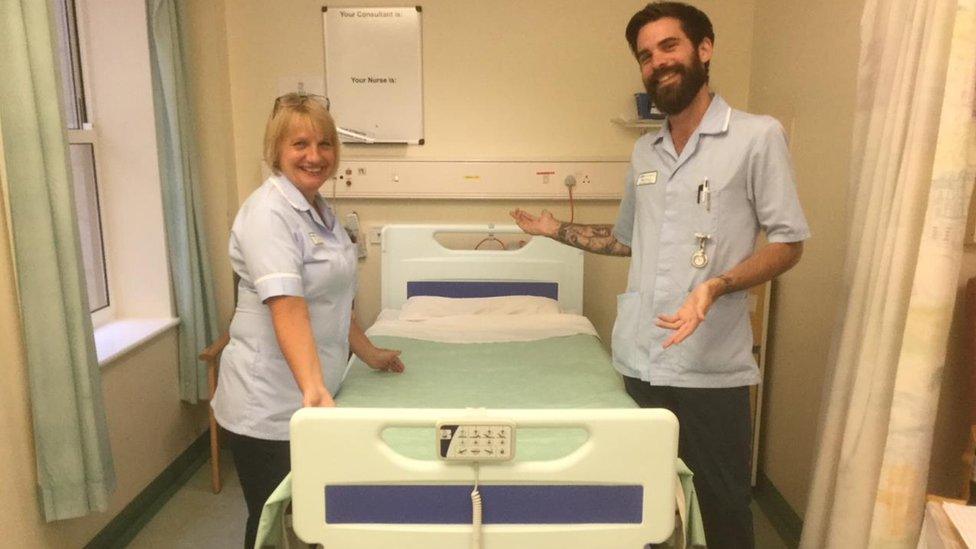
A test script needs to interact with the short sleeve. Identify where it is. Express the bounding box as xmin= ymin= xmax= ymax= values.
xmin=231 ymin=205 xmax=305 ymax=301
xmin=613 ymin=168 xmax=636 ymax=246
xmin=749 ymin=120 xmax=812 ymax=243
